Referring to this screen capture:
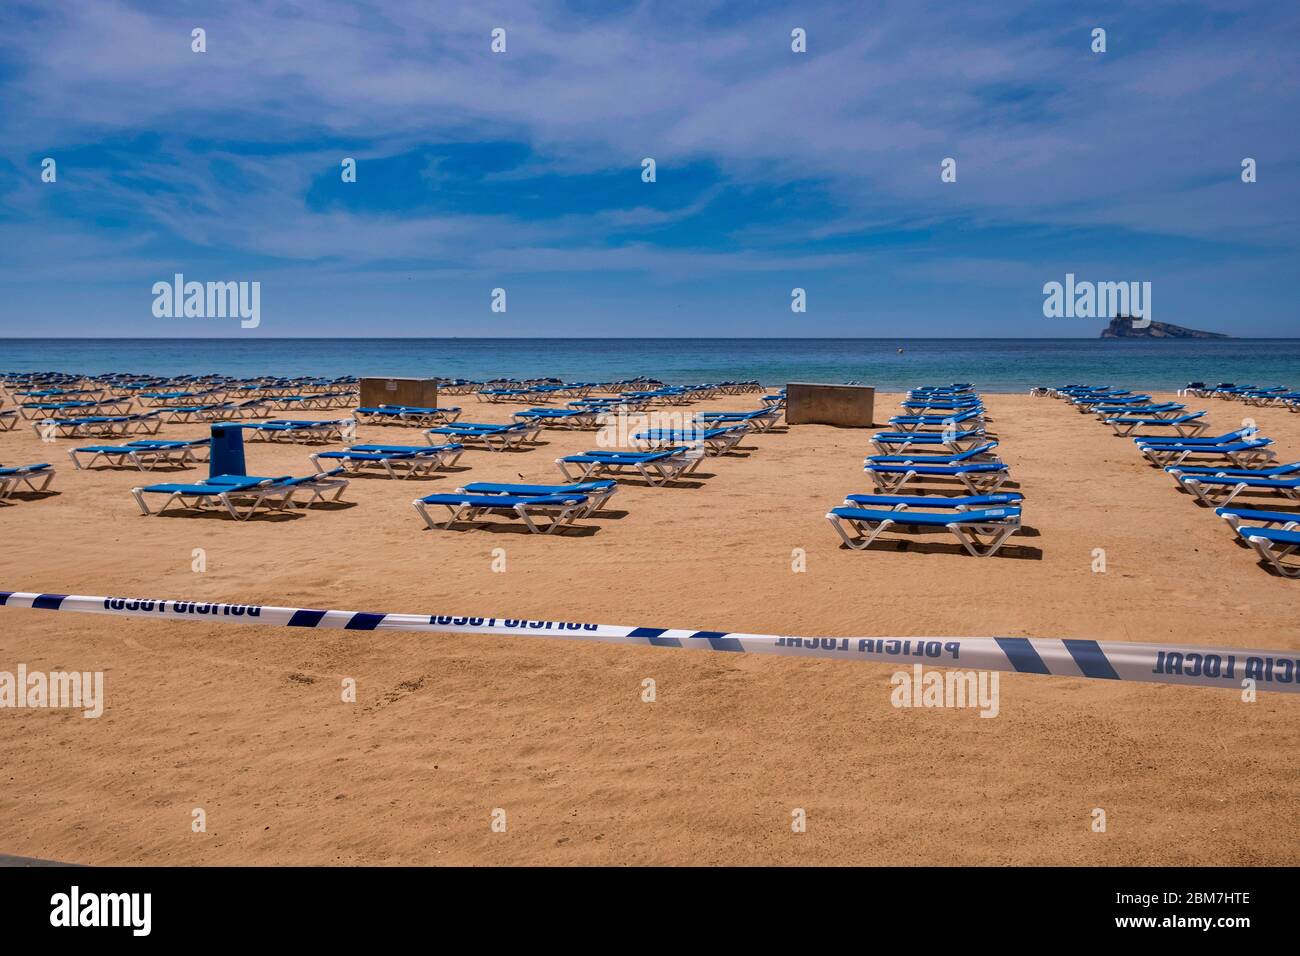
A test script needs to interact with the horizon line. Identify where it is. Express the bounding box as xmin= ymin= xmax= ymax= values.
xmin=0 ymin=335 xmax=1290 ymax=342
